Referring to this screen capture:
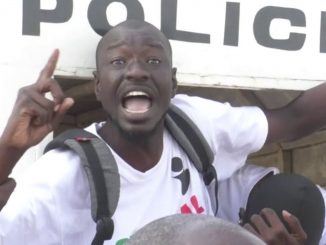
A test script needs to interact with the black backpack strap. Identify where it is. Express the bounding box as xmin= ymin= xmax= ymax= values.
xmin=166 ymin=104 xmax=219 ymax=214
xmin=44 ymin=129 xmax=120 ymax=245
